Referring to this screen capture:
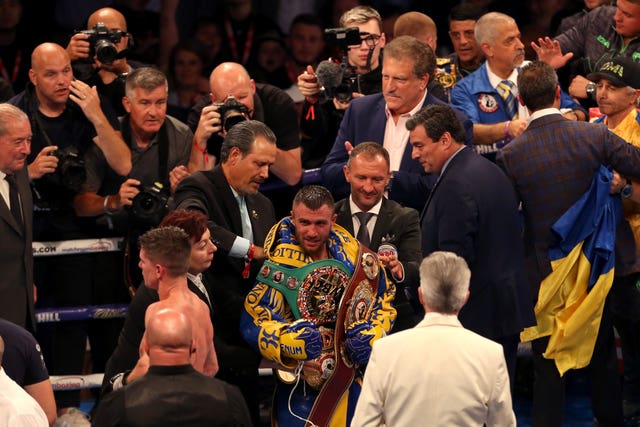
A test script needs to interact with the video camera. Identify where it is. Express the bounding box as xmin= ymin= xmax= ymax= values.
xmin=130 ymin=182 xmax=169 ymax=226
xmin=319 ymin=27 xmax=364 ymax=103
xmin=76 ymin=22 xmax=128 ymax=65
xmin=213 ymin=96 xmax=250 ymax=132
